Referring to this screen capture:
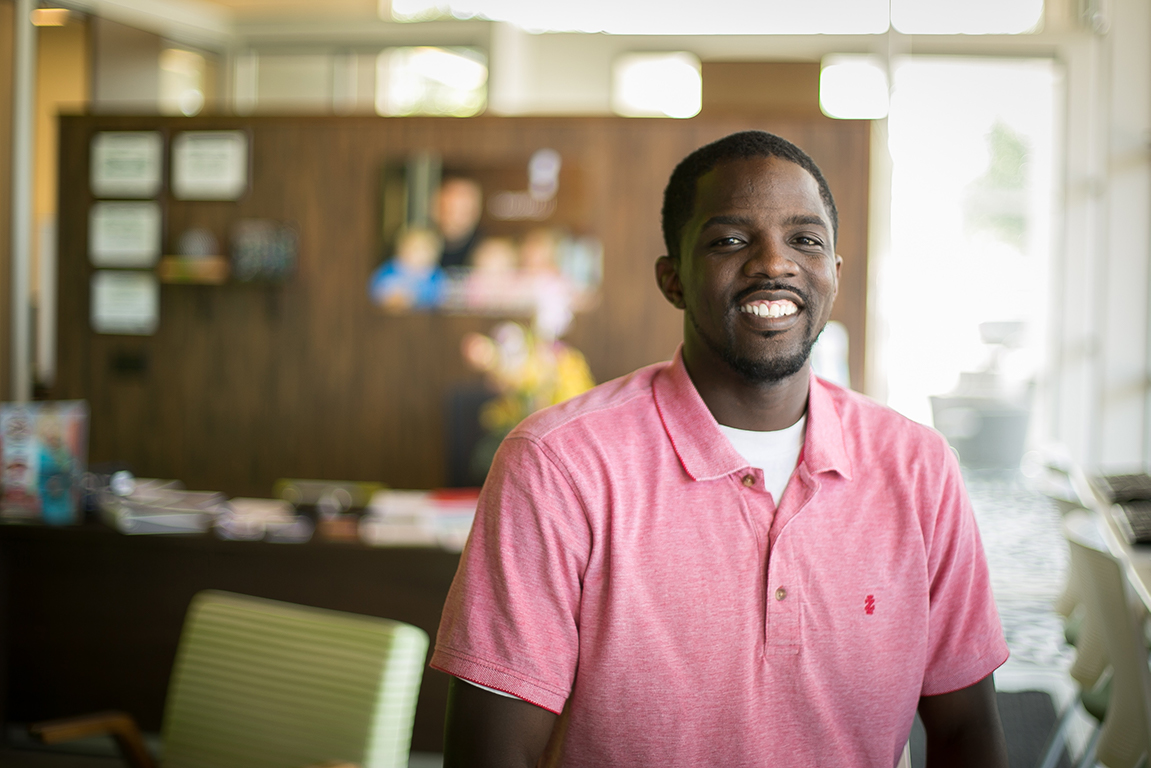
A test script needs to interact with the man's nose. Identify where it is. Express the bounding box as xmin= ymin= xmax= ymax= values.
xmin=743 ymin=237 xmax=798 ymax=278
